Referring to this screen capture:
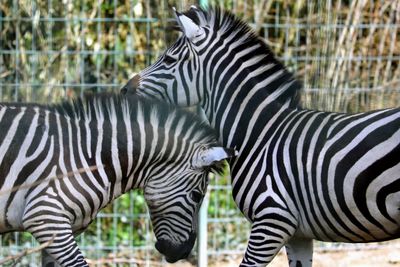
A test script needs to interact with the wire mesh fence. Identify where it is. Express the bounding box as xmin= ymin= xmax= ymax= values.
xmin=0 ymin=0 xmax=399 ymax=266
